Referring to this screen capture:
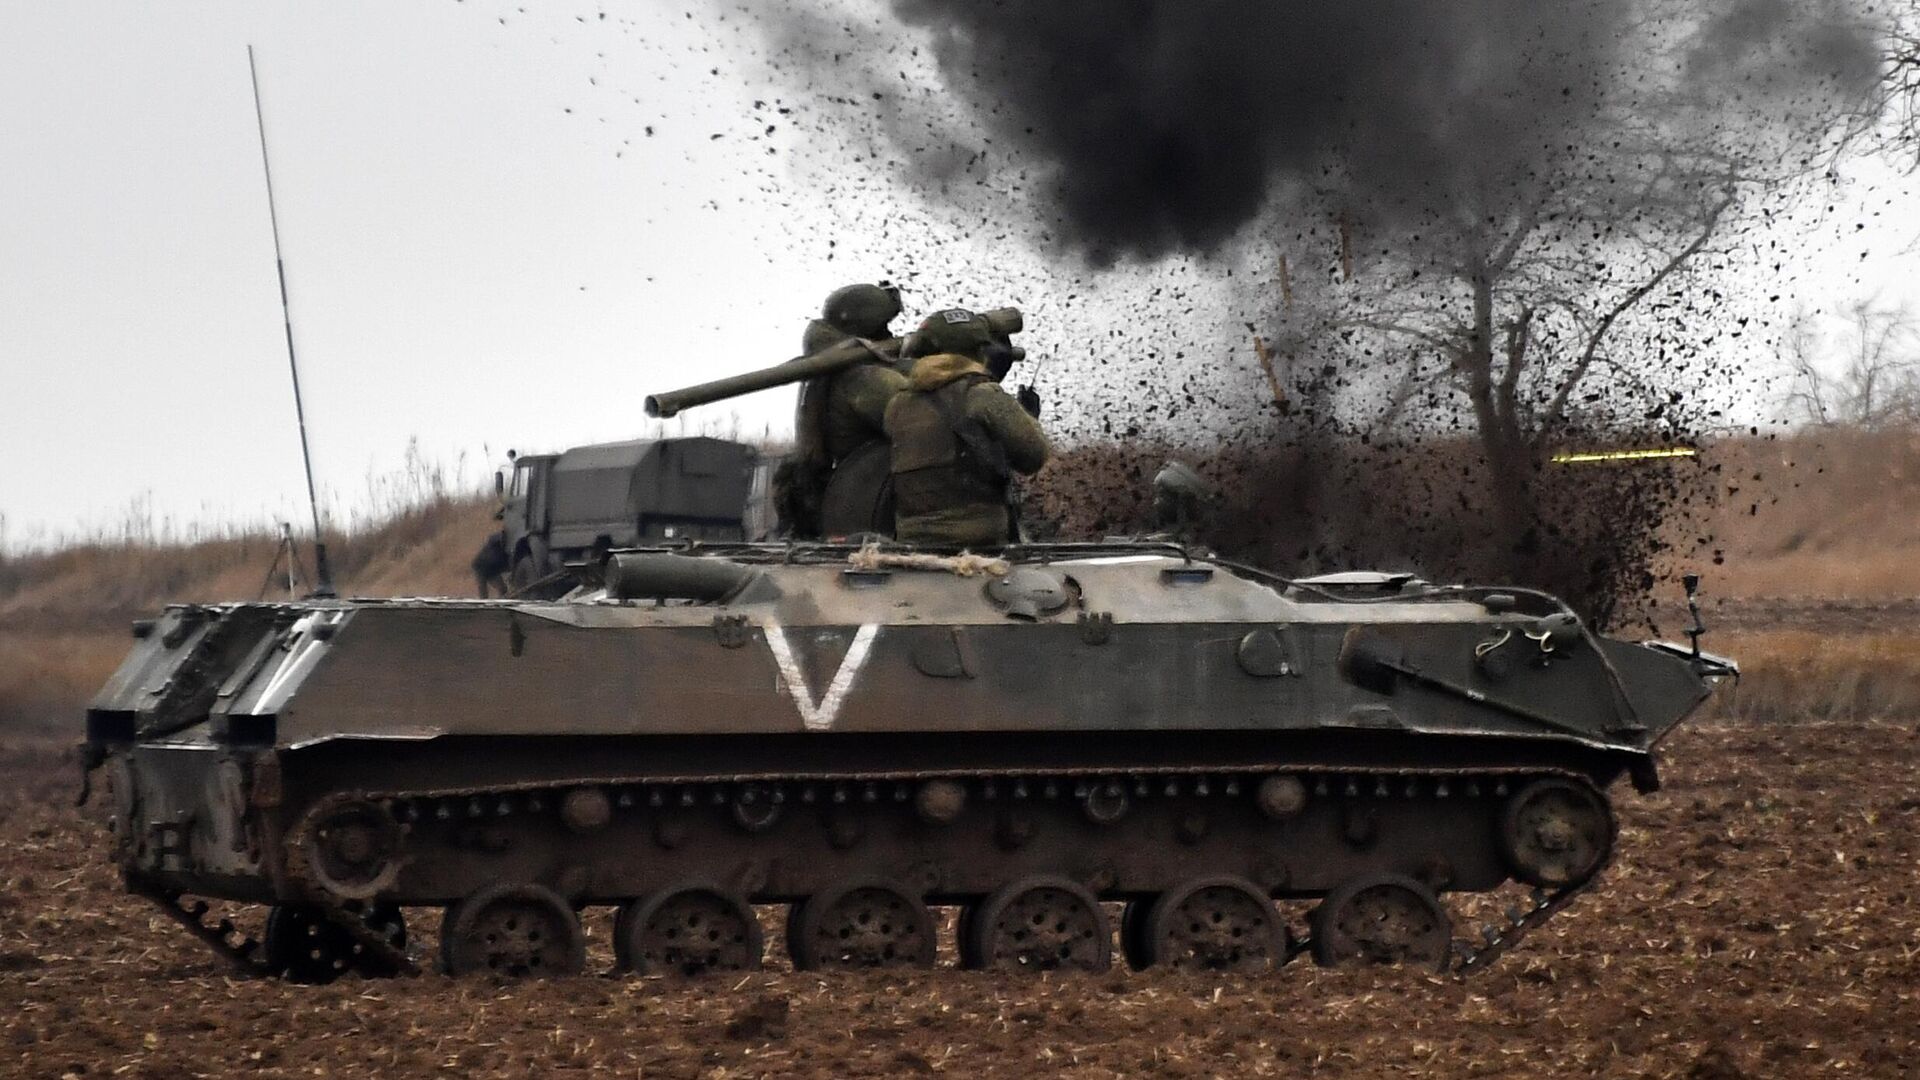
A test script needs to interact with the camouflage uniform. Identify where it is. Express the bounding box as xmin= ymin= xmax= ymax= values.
xmin=885 ymin=309 xmax=1049 ymax=547
xmin=777 ymin=284 xmax=907 ymax=537
xmin=800 ymin=325 xmax=908 ymax=464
